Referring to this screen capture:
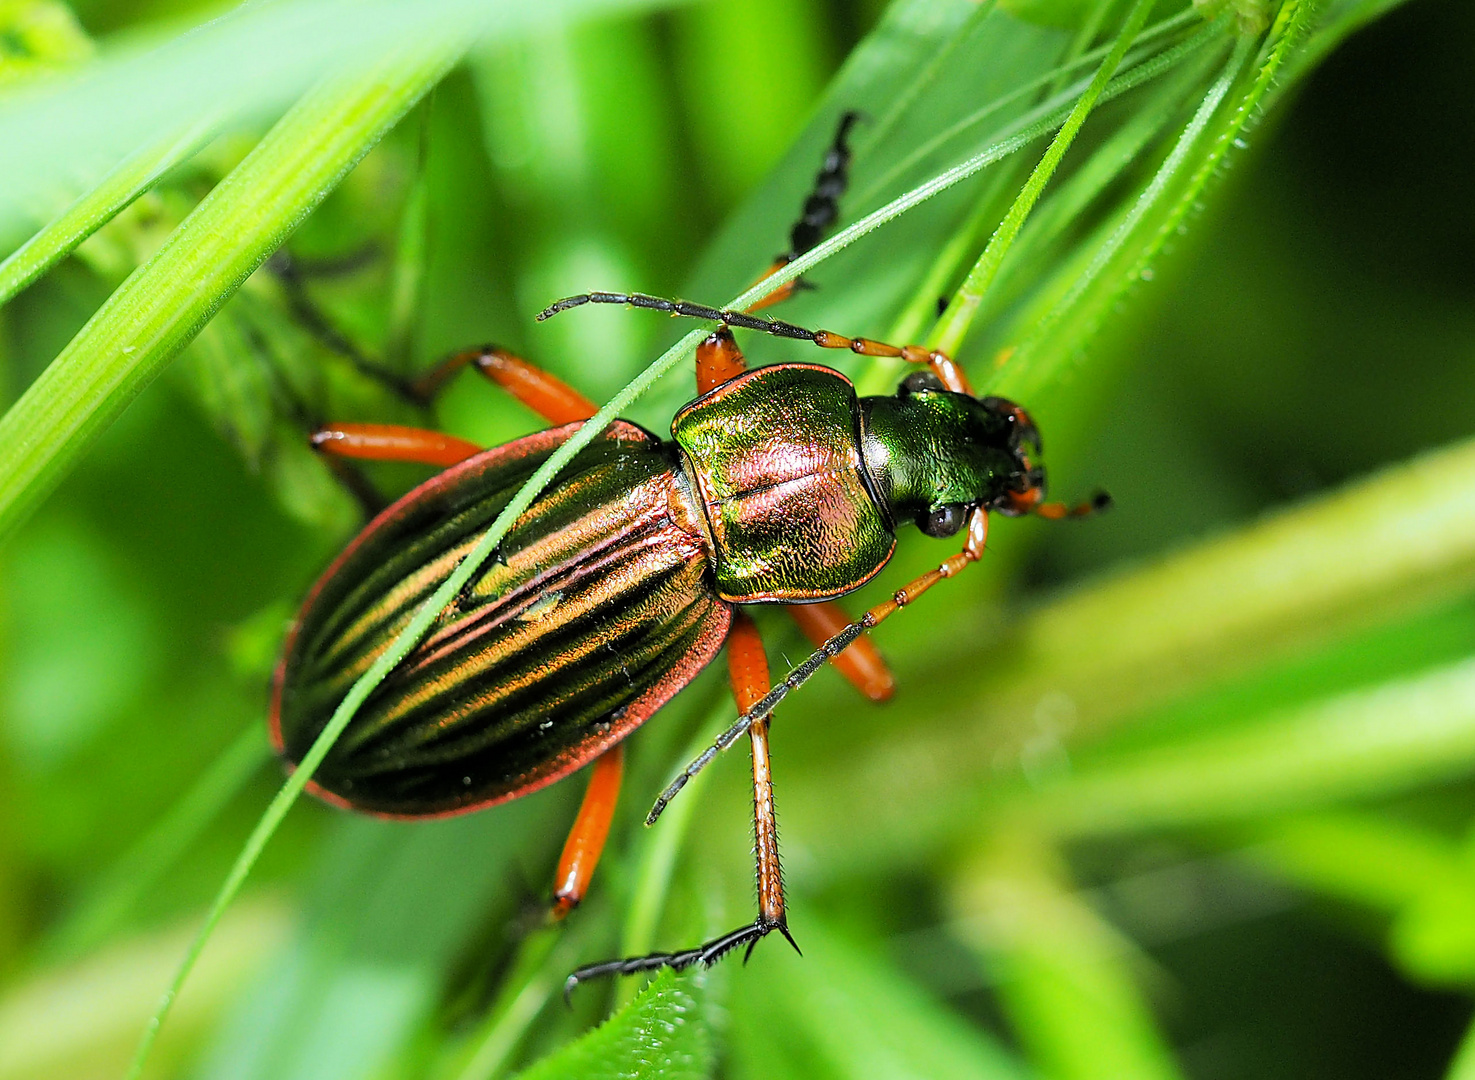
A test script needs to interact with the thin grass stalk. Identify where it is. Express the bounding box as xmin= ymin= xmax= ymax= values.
xmin=0 ymin=46 xmax=460 ymax=548
xmin=118 ymin=44 xmax=466 ymax=1080
xmin=929 ymin=0 xmax=1160 ymax=358
xmin=0 ymin=120 xmax=214 ymax=308
xmin=1001 ymin=0 xmax=1320 ymax=394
